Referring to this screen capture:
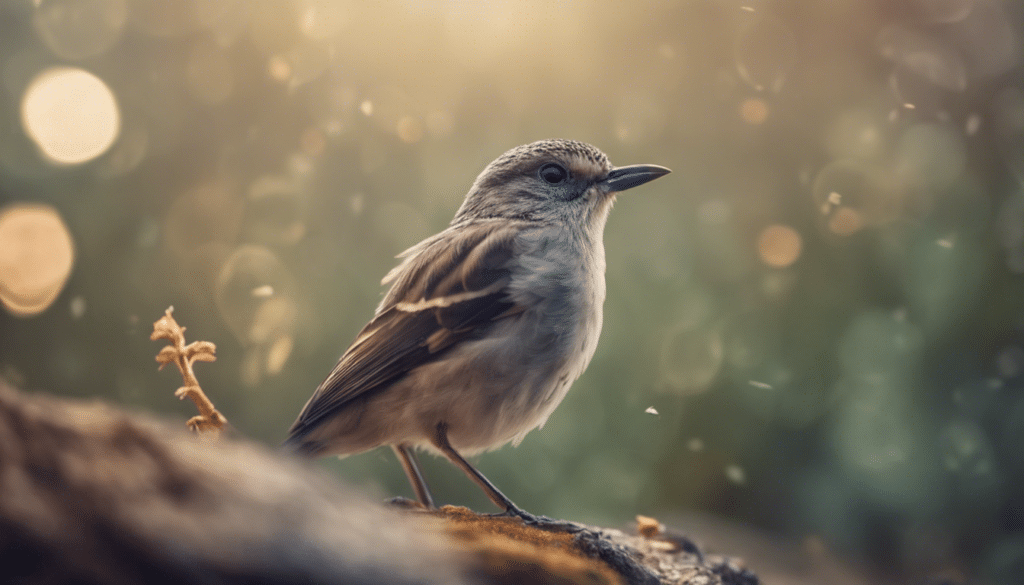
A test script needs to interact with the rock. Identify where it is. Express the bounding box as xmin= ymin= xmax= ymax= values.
xmin=0 ymin=382 xmax=758 ymax=585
